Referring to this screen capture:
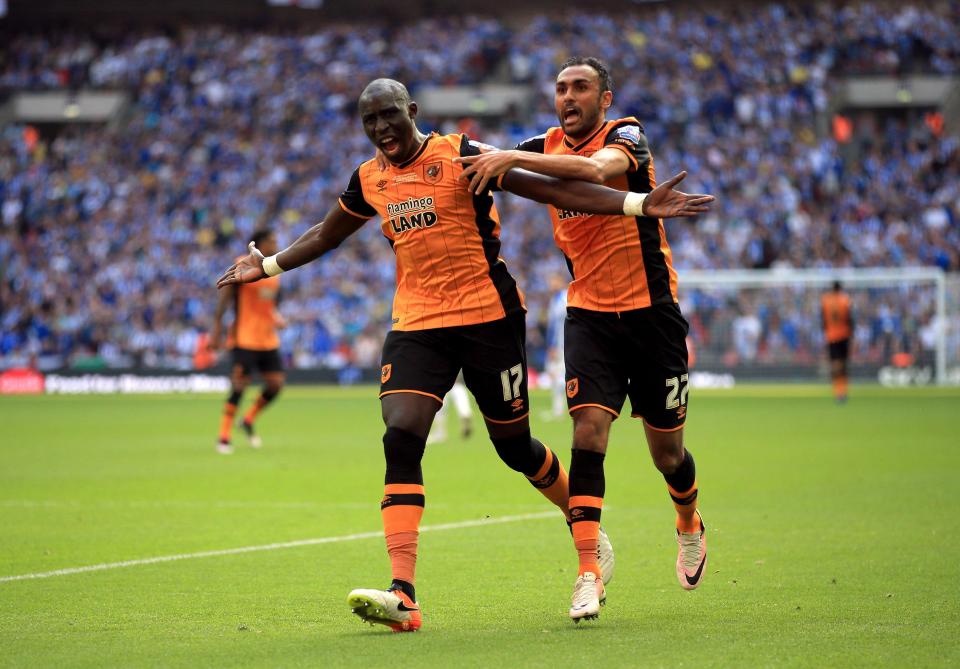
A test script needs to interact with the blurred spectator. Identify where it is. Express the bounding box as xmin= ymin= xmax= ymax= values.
xmin=0 ymin=3 xmax=957 ymax=371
